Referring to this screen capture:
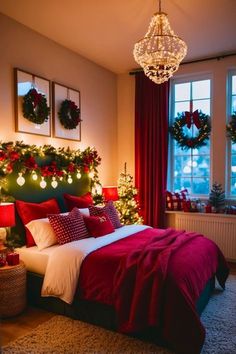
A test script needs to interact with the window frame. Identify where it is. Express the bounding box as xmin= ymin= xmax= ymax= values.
xmin=168 ymin=73 xmax=213 ymax=198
